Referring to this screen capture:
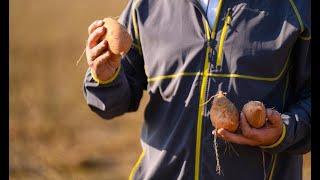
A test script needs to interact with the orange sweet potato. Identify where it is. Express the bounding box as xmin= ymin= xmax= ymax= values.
xmin=242 ymin=101 xmax=266 ymax=128
xmin=103 ymin=17 xmax=132 ymax=56
xmin=210 ymin=91 xmax=239 ymax=132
